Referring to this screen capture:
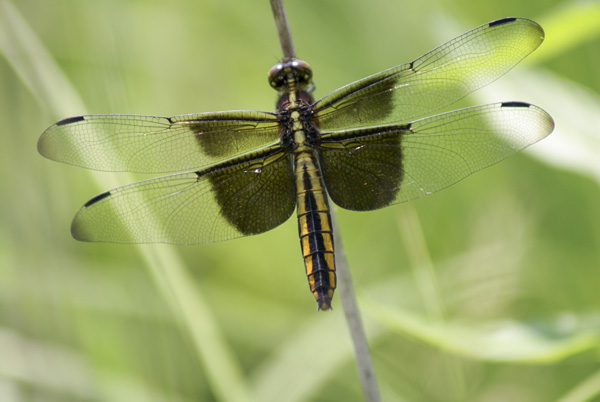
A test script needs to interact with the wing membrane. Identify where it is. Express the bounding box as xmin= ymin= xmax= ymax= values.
xmin=38 ymin=111 xmax=280 ymax=173
xmin=71 ymin=146 xmax=296 ymax=244
xmin=314 ymin=18 xmax=544 ymax=131
xmin=318 ymin=102 xmax=554 ymax=210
